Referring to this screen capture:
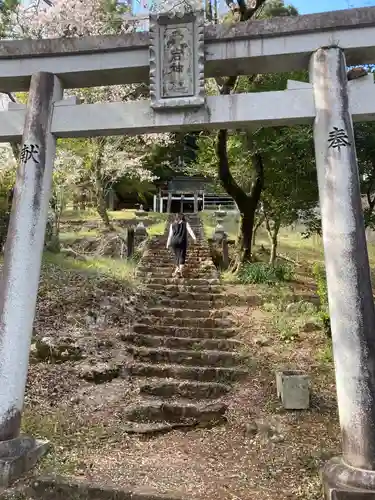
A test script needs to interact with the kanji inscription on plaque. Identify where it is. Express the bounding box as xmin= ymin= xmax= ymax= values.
xmin=149 ymin=0 xmax=204 ymax=109
xmin=162 ymin=25 xmax=193 ymax=98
